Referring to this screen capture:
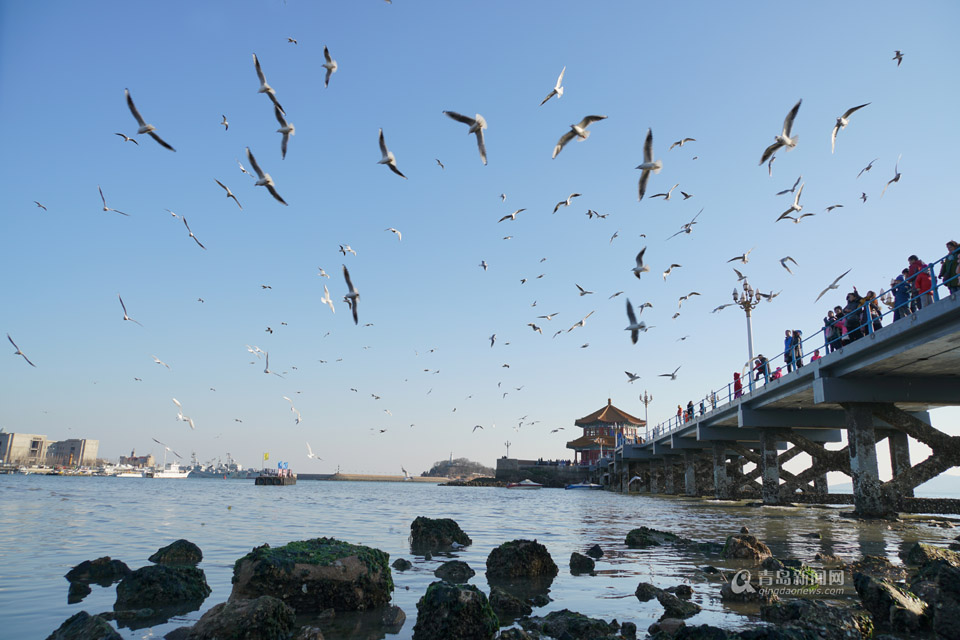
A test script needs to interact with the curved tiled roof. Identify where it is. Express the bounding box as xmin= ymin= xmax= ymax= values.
xmin=565 ymin=434 xmax=616 ymax=450
xmin=574 ymin=398 xmax=645 ymax=427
